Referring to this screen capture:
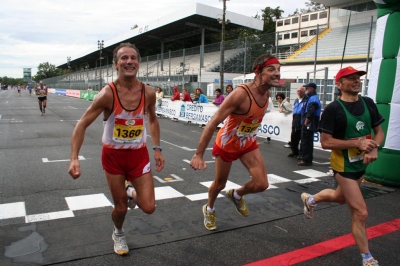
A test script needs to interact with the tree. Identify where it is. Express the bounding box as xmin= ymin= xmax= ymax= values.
xmin=32 ymin=62 xmax=62 ymax=82
xmin=289 ymin=1 xmax=326 ymax=16
xmin=228 ymin=6 xmax=284 ymax=39
xmin=1 ymin=76 xmax=25 ymax=86
xmin=260 ymin=6 xmax=285 ymax=33
xmin=305 ymin=1 xmax=326 ymax=12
